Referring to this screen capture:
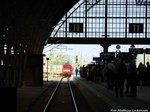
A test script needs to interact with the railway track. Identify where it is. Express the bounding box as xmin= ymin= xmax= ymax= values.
xmin=43 ymin=77 xmax=78 ymax=112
